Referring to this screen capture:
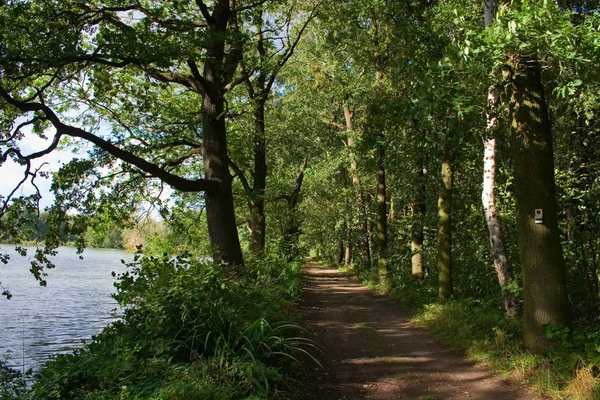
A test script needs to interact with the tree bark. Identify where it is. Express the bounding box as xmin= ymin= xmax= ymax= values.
xmin=250 ymin=99 xmax=267 ymax=253
xmin=376 ymin=146 xmax=389 ymax=289
xmin=345 ymin=214 xmax=352 ymax=265
xmin=283 ymin=158 xmax=308 ymax=249
xmin=411 ymin=143 xmax=426 ymax=280
xmin=482 ymin=136 xmax=517 ymax=317
xmin=344 ymin=100 xmax=371 ymax=266
xmin=202 ymin=92 xmax=244 ymax=269
xmin=505 ymin=54 xmax=570 ymax=351
xmin=437 ymin=141 xmax=453 ymax=301
xmin=482 ymin=0 xmax=517 ymax=318
xmin=338 ymin=237 xmax=345 ymax=265
xmin=243 ymin=7 xmax=313 ymax=253
xmin=201 ymin=0 xmax=244 ymax=269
